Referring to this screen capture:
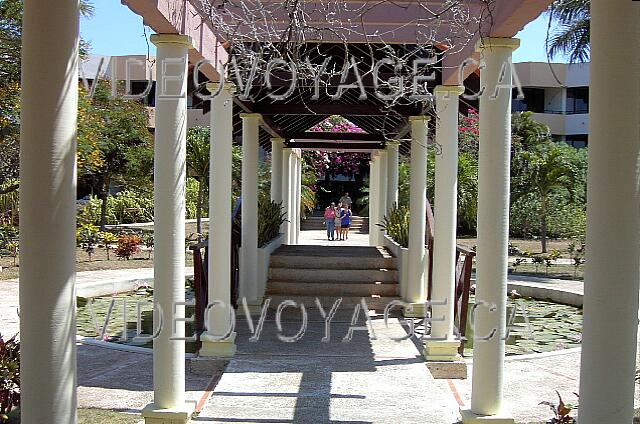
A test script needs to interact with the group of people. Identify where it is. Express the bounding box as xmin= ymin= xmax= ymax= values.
xmin=323 ymin=192 xmax=353 ymax=241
